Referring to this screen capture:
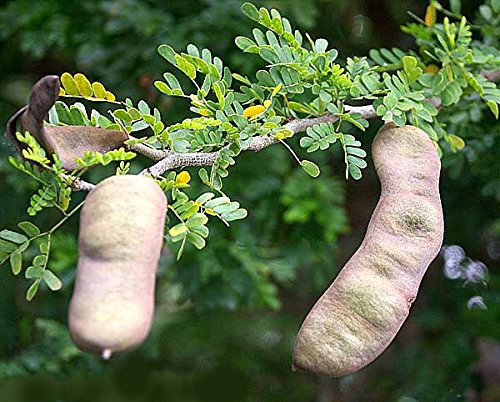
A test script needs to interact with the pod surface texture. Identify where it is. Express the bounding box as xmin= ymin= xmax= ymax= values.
xmin=293 ymin=124 xmax=444 ymax=377
xmin=69 ymin=175 xmax=167 ymax=357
